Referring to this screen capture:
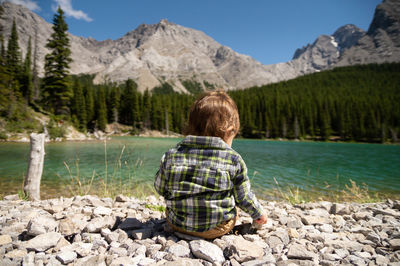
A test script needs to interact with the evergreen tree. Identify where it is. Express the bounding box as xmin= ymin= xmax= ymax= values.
xmin=0 ymin=34 xmax=5 ymax=66
xmin=151 ymin=96 xmax=163 ymax=130
xmin=119 ymin=79 xmax=137 ymax=125
xmin=0 ymin=5 xmax=3 ymax=34
xmin=143 ymin=89 xmax=151 ymax=129
xmin=42 ymin=7 xmax=72 ymax=115
xmin=21 ymin=36 xmax=33 ymax=104
xmin=107 ymin=85 xmax=120 ymax=123
xmin=294 ymin=116 xmax=300 ymax=139
xmin=132 ymin=90 xmax=140 ymax=129
xmin=84 ymin=84 xmax=95 ymax=129
xmin=71 ymin=79 xmax=86 ymax=131
xmin=6 ymin=19 xmax=21 ymax=79
xmin=96 ymin=87 xmax=107 ymax=131
xmin=32 ymin=30 xmax=39 ymax=101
